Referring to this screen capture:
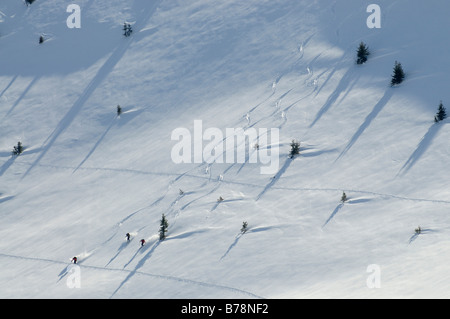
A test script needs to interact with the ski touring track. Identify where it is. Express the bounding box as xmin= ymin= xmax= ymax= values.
xmin=0 ymin=252 xmax=263 ymax=299
xmin=16 ymin=160 xmax=450 ymax=207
